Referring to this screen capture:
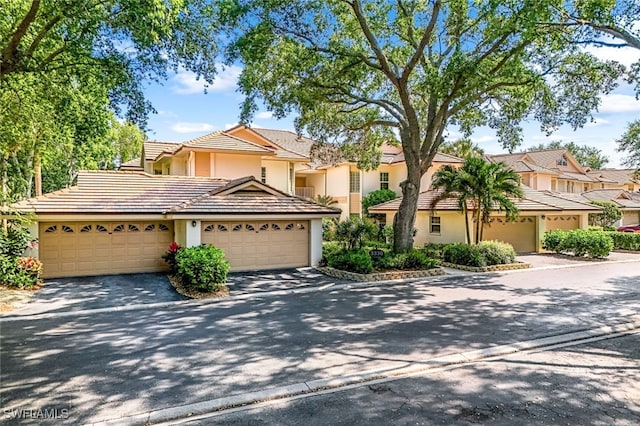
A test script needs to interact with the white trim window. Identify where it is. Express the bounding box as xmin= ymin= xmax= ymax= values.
xmin=380 ymin=172 xmax=389 ymax=190
xmin=430 ymin=216 xmax=441 ymax=234
xmin=349 ymin=171 xmax=360 ymax=193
